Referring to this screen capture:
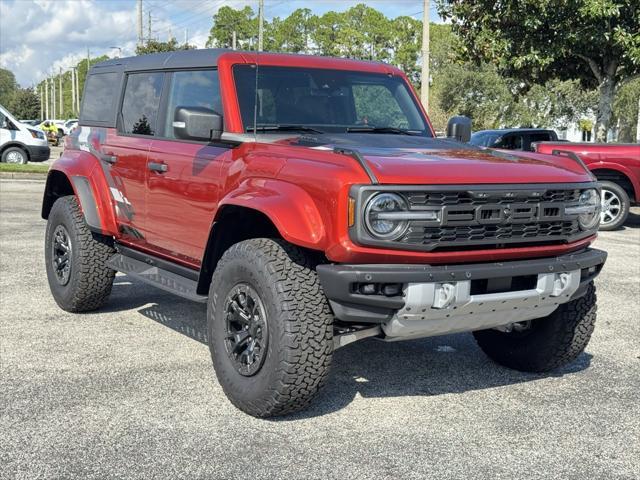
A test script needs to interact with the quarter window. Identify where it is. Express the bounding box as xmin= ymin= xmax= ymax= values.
xmin=164 ymin=70 xmax=222 ymax=139
xmin=81 ymin=72 xmax=119 ymax=123
xmin=121 ymin=72 xmax=164 ymax=136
